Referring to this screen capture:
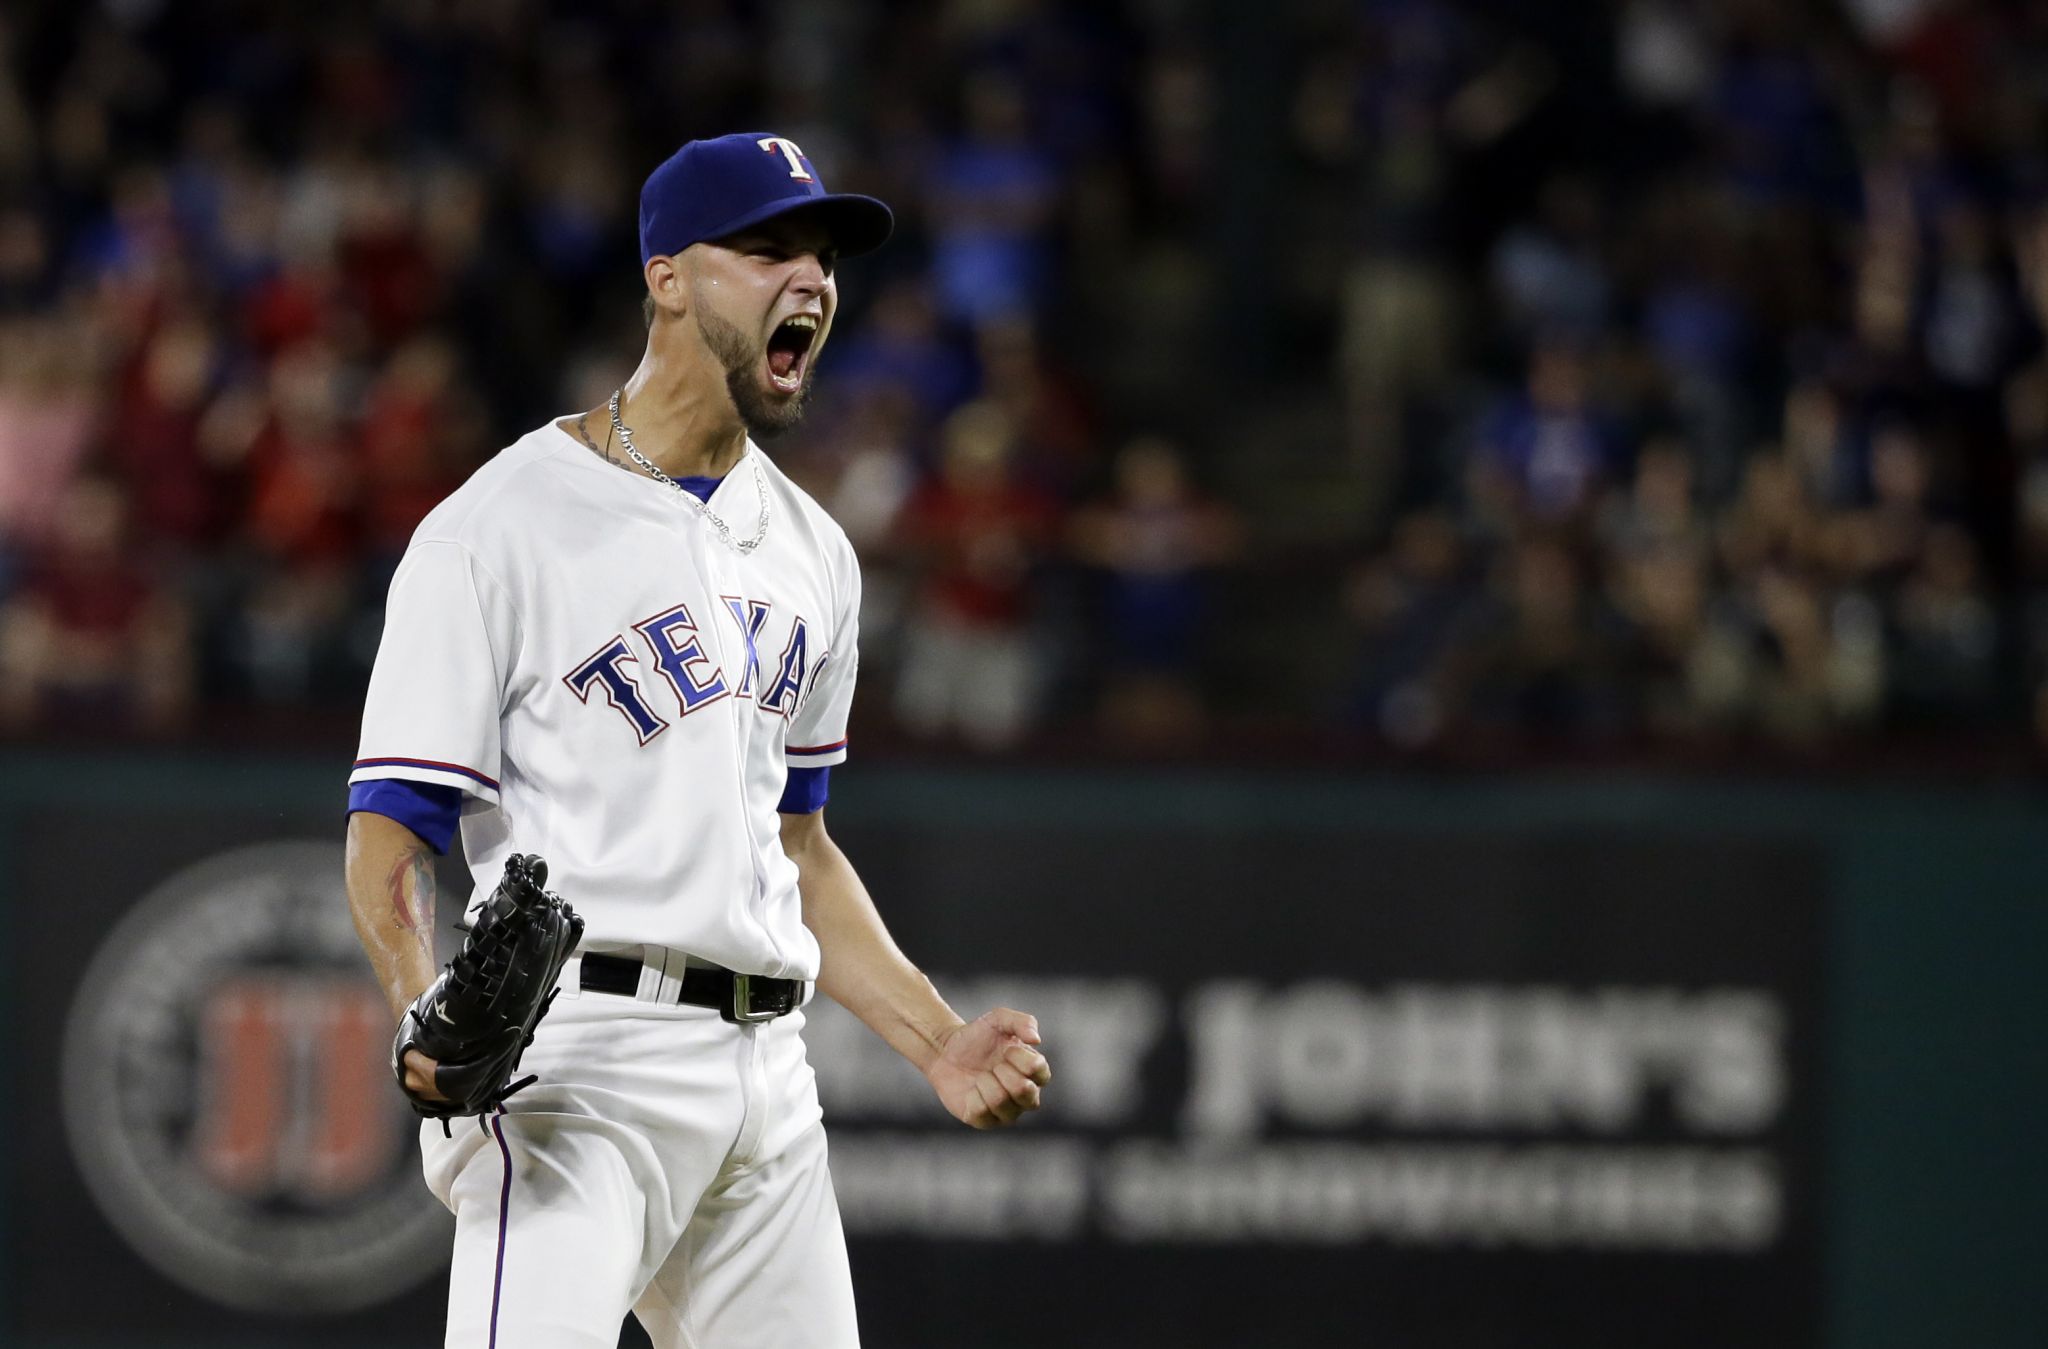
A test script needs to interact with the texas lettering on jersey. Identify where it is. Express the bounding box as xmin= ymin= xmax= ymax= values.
xmin=352 ymin=421 xmax=857 ymax=974
xmin=563 ymin=597 xmax=819 ymax=745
